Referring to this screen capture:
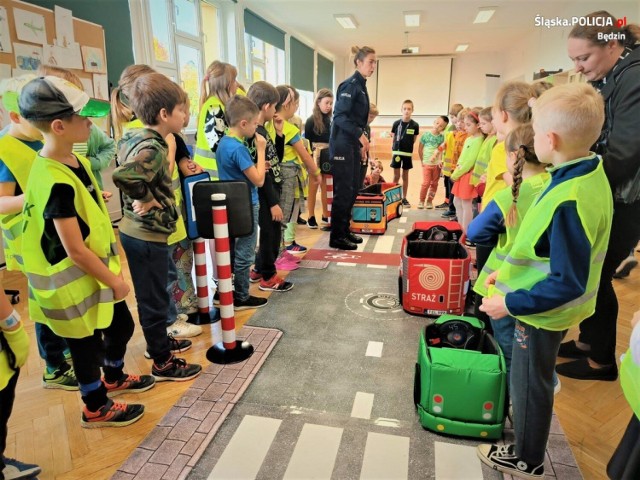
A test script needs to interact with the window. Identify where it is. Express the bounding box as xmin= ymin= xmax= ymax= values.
xmin=244 ymin=33 xmax=285 ymax=85
xmin=296 ymin=90 xmax=314 ymax=127
xmin=142 ymin=0 xmax=219 ymax=129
